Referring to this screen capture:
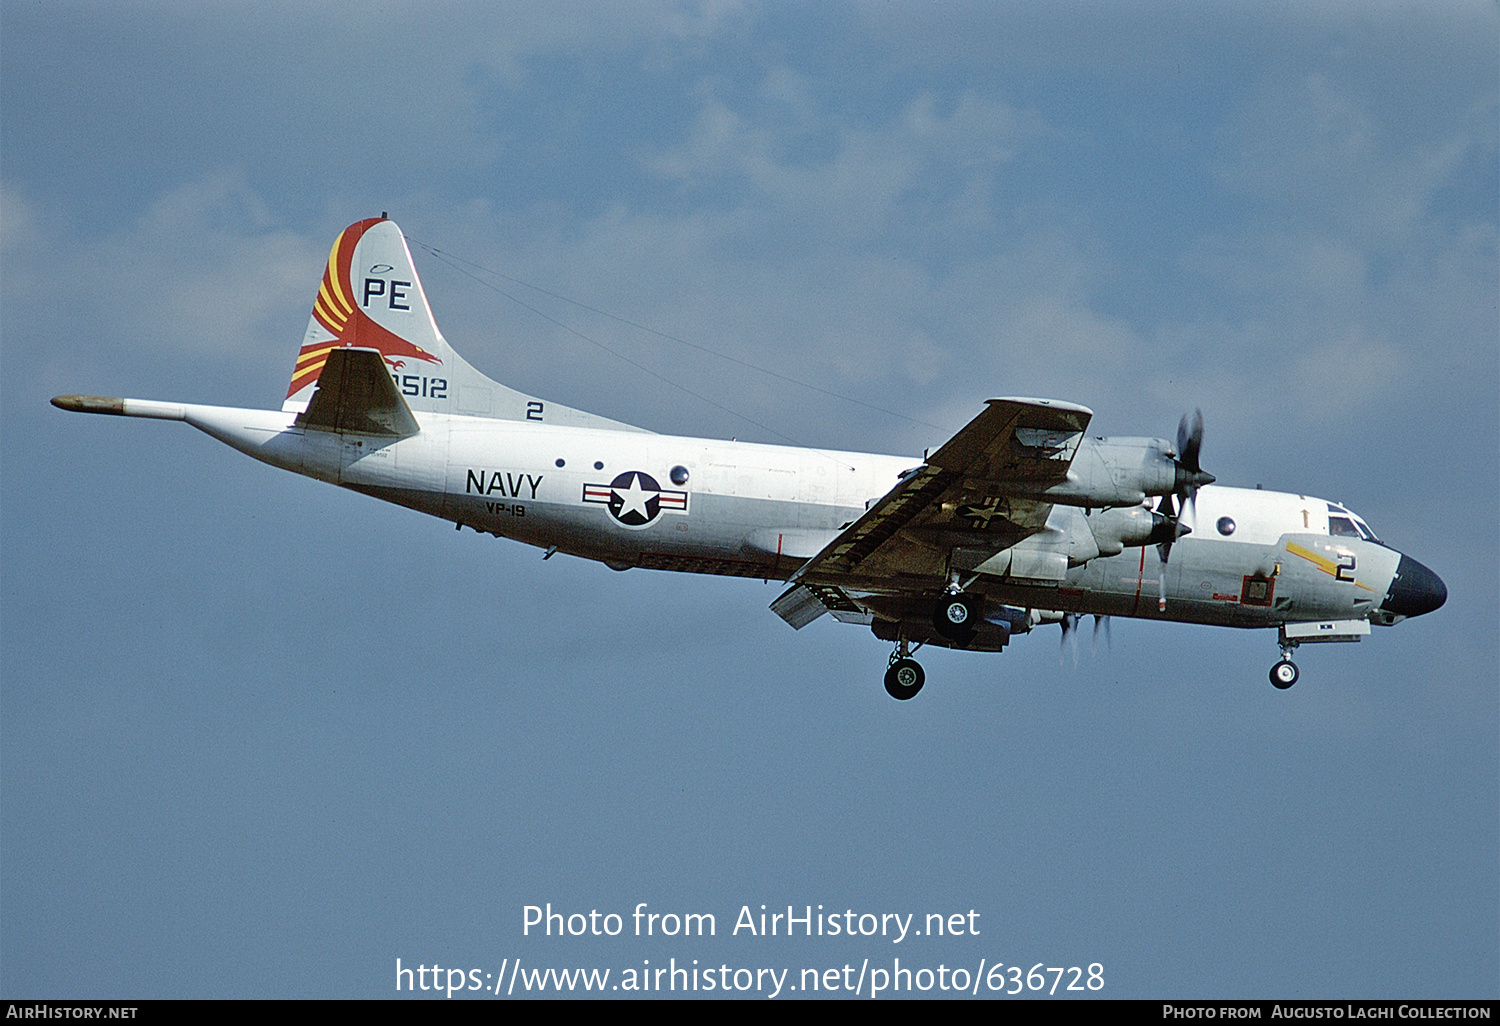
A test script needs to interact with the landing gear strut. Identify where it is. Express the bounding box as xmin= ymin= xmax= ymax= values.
xmin=1270 ymin=633 xmax=1300 ymax=689
xmin=884 ymin=637 xmax=925 ymax=700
